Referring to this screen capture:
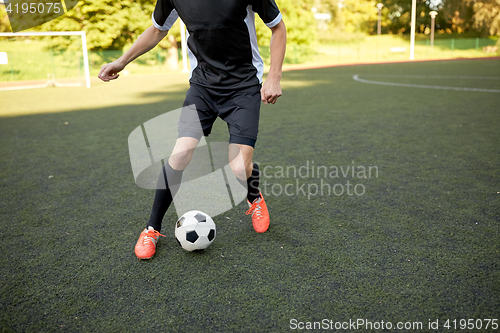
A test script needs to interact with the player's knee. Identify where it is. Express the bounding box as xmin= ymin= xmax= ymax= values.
xmin=229 ymin=160 xmax=249 ymax=180
xmin=169 ymin=148 xmax=194 ymax=170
